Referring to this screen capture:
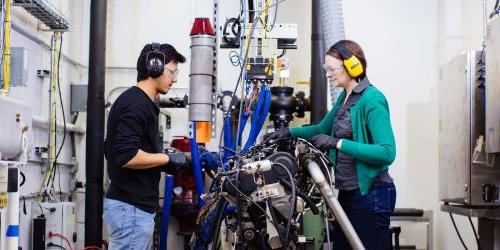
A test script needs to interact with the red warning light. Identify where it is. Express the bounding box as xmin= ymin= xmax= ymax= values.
xmin=190 ymin=17 xmax=215 ymax=36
